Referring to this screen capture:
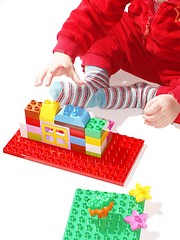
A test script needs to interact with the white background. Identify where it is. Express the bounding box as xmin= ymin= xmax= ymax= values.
xmin=0 ymin=1 xmax=179 ymax=239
